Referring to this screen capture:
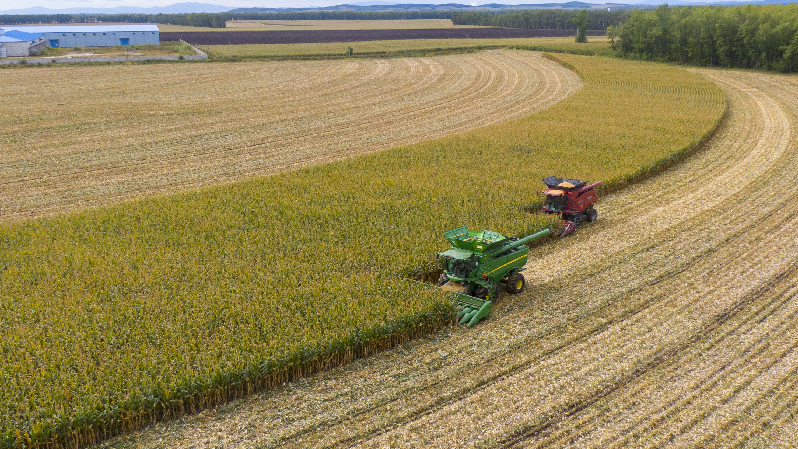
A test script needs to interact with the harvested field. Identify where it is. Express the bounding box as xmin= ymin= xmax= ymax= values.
xmin=94 ymin=69 xmax=798 ymax=448
xmin=161 ymin=28 xmax=604 ymax=45
xmin=0 ymin=50 xmax=579 ymax=221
